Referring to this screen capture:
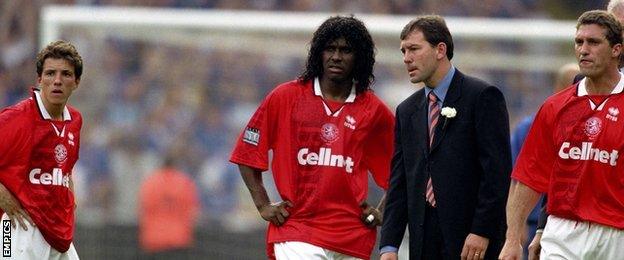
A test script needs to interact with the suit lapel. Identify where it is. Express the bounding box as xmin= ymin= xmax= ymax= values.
xmin=408 ymin=90 xmax=429 ymax=155
xmin=430 ymin=70 xmax=463 ymax=152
